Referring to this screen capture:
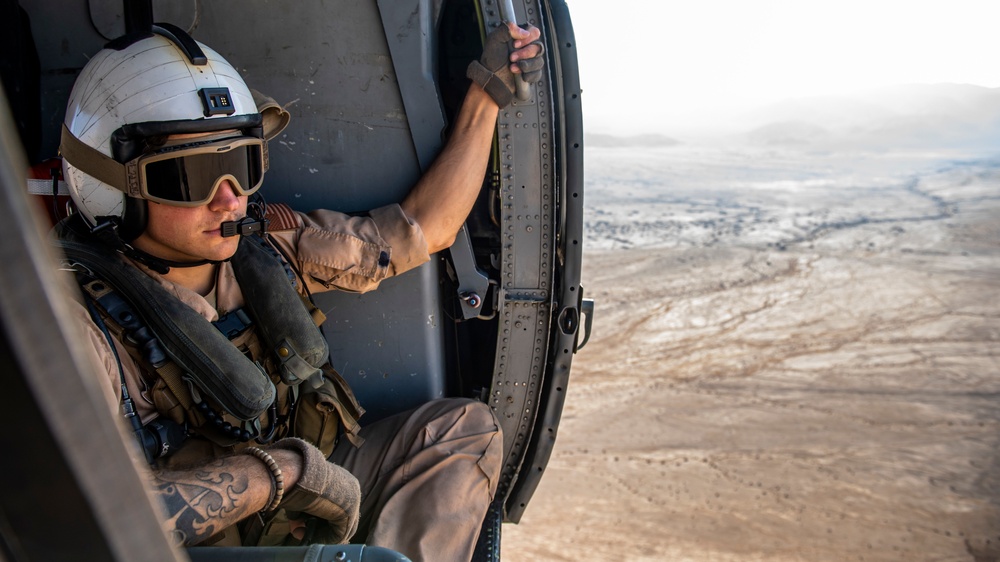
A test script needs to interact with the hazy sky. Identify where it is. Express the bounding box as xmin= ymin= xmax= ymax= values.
xmin=565 ymin=0 xmax=1000 ymax=135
